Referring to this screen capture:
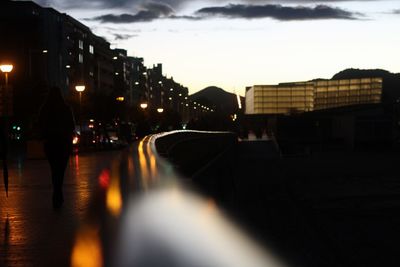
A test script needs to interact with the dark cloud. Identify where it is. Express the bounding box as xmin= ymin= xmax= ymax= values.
xmin=91 ymin=3 xmax=360 ymax=23
xmin=114 ymin=33 xmax=138 ymax=40
xmin=30 ymin=0 xmax=190 ymax=10
xmin=90 ymin=1 xmax=201 ymax=23
xmin=91 ymin=1 xmax=175 ymax=23
xmin=196 ymin=4 xmax=359 ymax=20
xmin=393 ymin=9 xmax=400 ymax=14
xmin=30 ymin=0 xmax=379 ymax=11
